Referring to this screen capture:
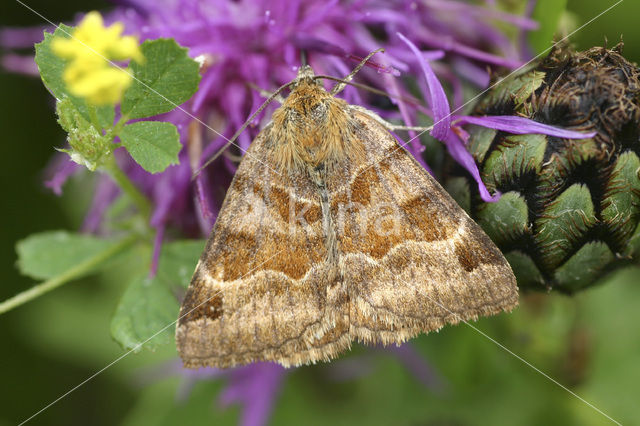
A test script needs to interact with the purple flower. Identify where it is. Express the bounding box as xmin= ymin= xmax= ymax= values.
xmin=219 ymin=363 xmax=287 ymax=426
xmin=137 ymin=360 xmax=286 ymax=426
xmin=397 ymin=32 xmax=451 ymax=141
xmin=44 ymin=155 xmax=79 ymax=195
xmin=1 ymin=0 xmax=542 ymax=233
xmin=453 ymin=115 xmax=598 ymax=139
